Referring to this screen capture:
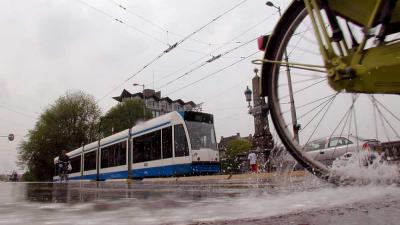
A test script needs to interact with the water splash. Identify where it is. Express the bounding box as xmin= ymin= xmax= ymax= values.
xmin=331 ymin=151 xmax=400 ymax=184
